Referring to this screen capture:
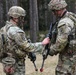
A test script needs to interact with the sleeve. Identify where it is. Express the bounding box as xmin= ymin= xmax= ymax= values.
xmin=12 ymin=32 xmax=35 ymax=52
xmin=9 ymin=28 xmax=43 ymax=52
xmin=49 ymin=22 xmax=73 ymax=56
xmin=14 ymin=33 xmax=44 ymax=52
